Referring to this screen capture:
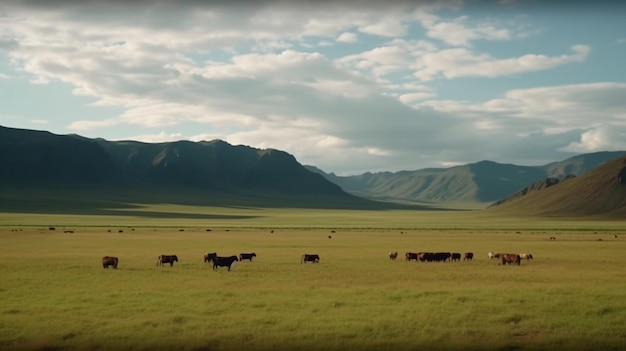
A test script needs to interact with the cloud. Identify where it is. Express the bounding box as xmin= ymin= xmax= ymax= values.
xmin=68 ymin=118 xmax=119 ymax=131
xmin=560 ymin=124 xmax=626 ymax=152
xmin=426 ymin=16 xmax=512 ymax=47
xmin=412 ymin=45 xmax=591 ymax=80
xmin=358 ymin=18 xmax=407 ymax=37
xmin=1 ymin=2 xmax=623 ymax=174
xmin=336 ymin=32 xmax=358 ymax=43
